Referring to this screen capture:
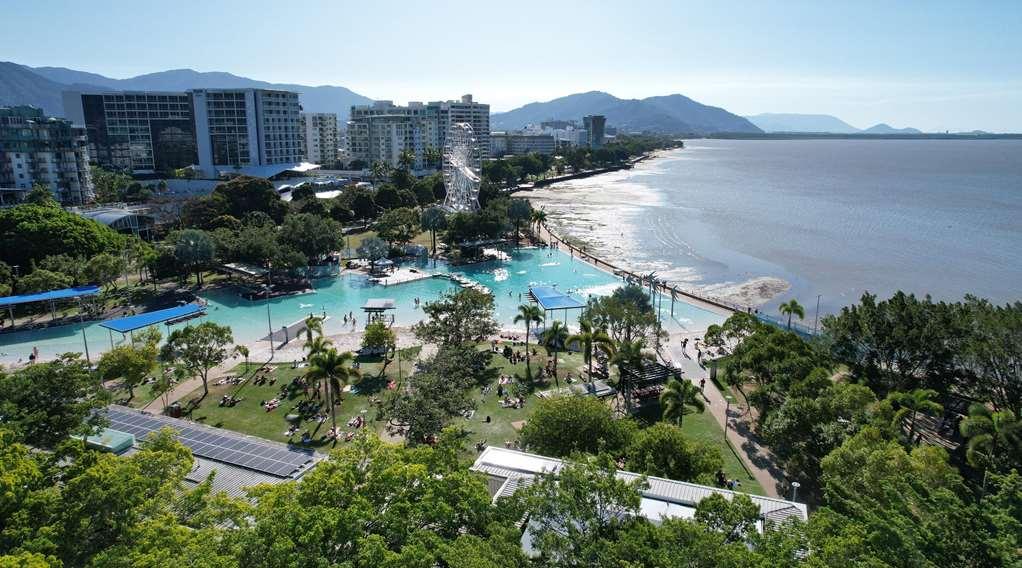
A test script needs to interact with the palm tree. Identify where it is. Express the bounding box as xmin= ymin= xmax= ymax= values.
xmin=304 ymin=315 xmax=324 ymax=343
xmin=304 ymin=336 xmax=333 ymax=358
xmin=420 ymin=206 xmax=448 ymax=256
xmin=540 ymin=321 xmax=570 ymax=388
xmin=960 ymin=403 xmax=1022 ymax=473
xmin=234 ymin=344 xmax=250 ymax=370
xmin=891 ymin=389 xmax=942 ymax=443
xmin=531 ymin=209 xmax=548 ymax=234
xmin=612 ymin=339 xmax=650 ymax=410
xmin=778 ymin=299 xmax=805 ymax=330
xmin=514 ymin=304 xmax=544 ymax=376
xmin=398 ymin=149 xmax=415 ymax=171
xmin=425 ymin=146 xmax=443 ymax=170
xmin=306 ymin=348 xmax=361 ymax=433
xmin=370 ymin=161 xmax=390 ymax=184
xmin=660 ymin=377 xmax=706 ymax=427
xmin=567 ymin=318 xmax=615 ymax=385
